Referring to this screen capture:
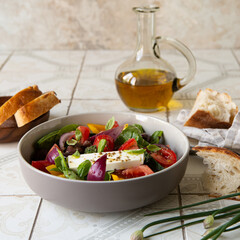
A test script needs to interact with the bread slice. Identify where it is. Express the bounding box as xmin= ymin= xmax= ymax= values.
xmin=184 ymin=88 xmax=238 ymax=129
xmin=0 ymin=85 xmax=42 ymax=126
xmin=15 ymin=91 xmax=61 ymax=127
xmin=193 ymin=146 xmax=240 ymax=197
